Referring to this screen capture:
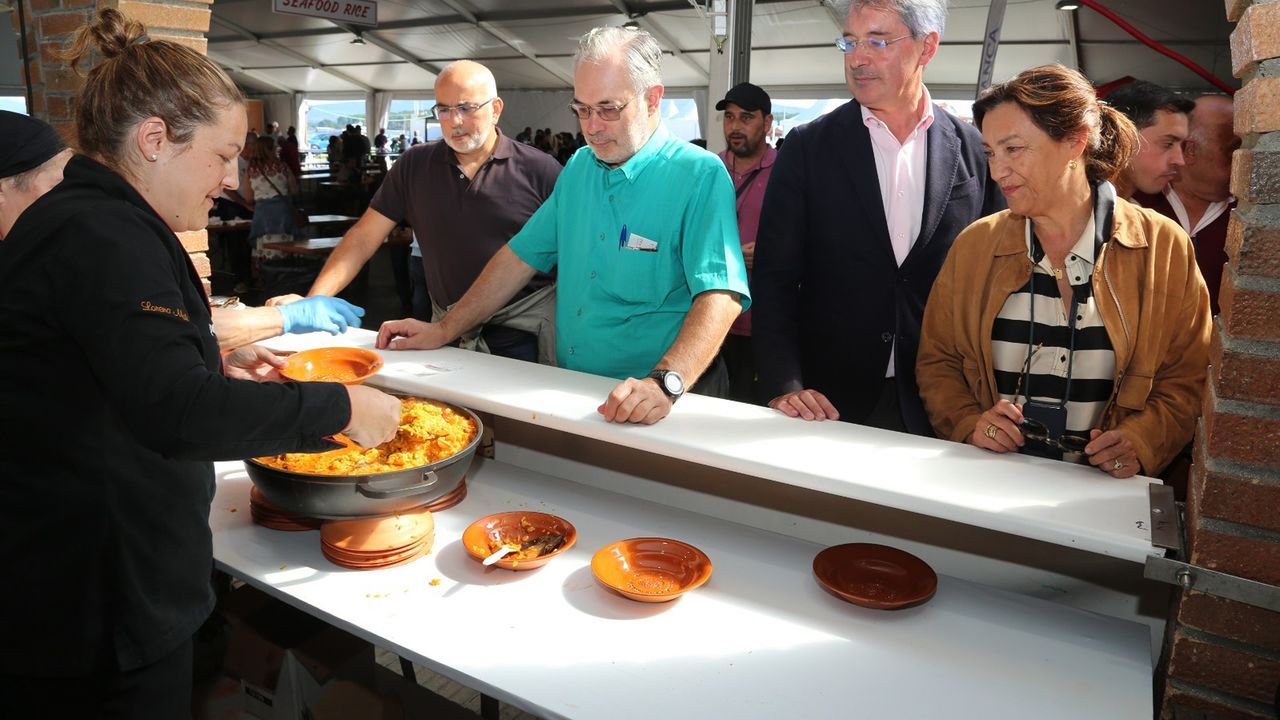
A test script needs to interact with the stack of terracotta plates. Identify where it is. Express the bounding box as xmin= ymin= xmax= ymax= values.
xmin=319 ymin=509 xmax=435 ymax=570
xmin=249 ymin=486 xmax=322 ymax=531
xmin=420 ymin=478 xmax=468 ymax=513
